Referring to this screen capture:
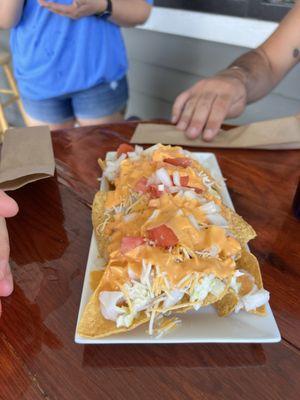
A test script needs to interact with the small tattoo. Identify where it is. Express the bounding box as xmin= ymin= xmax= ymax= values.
xmin=293 ymin=48 xmax=300 ymax=58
